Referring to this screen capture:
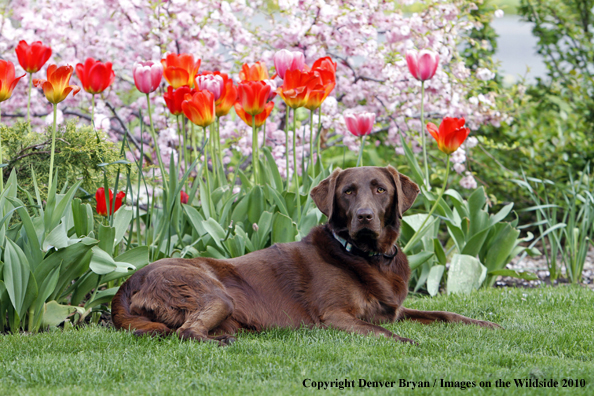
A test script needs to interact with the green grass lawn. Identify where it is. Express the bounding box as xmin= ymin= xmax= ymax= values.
xmin=1 ymin=286 xmax=592 ymax=396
